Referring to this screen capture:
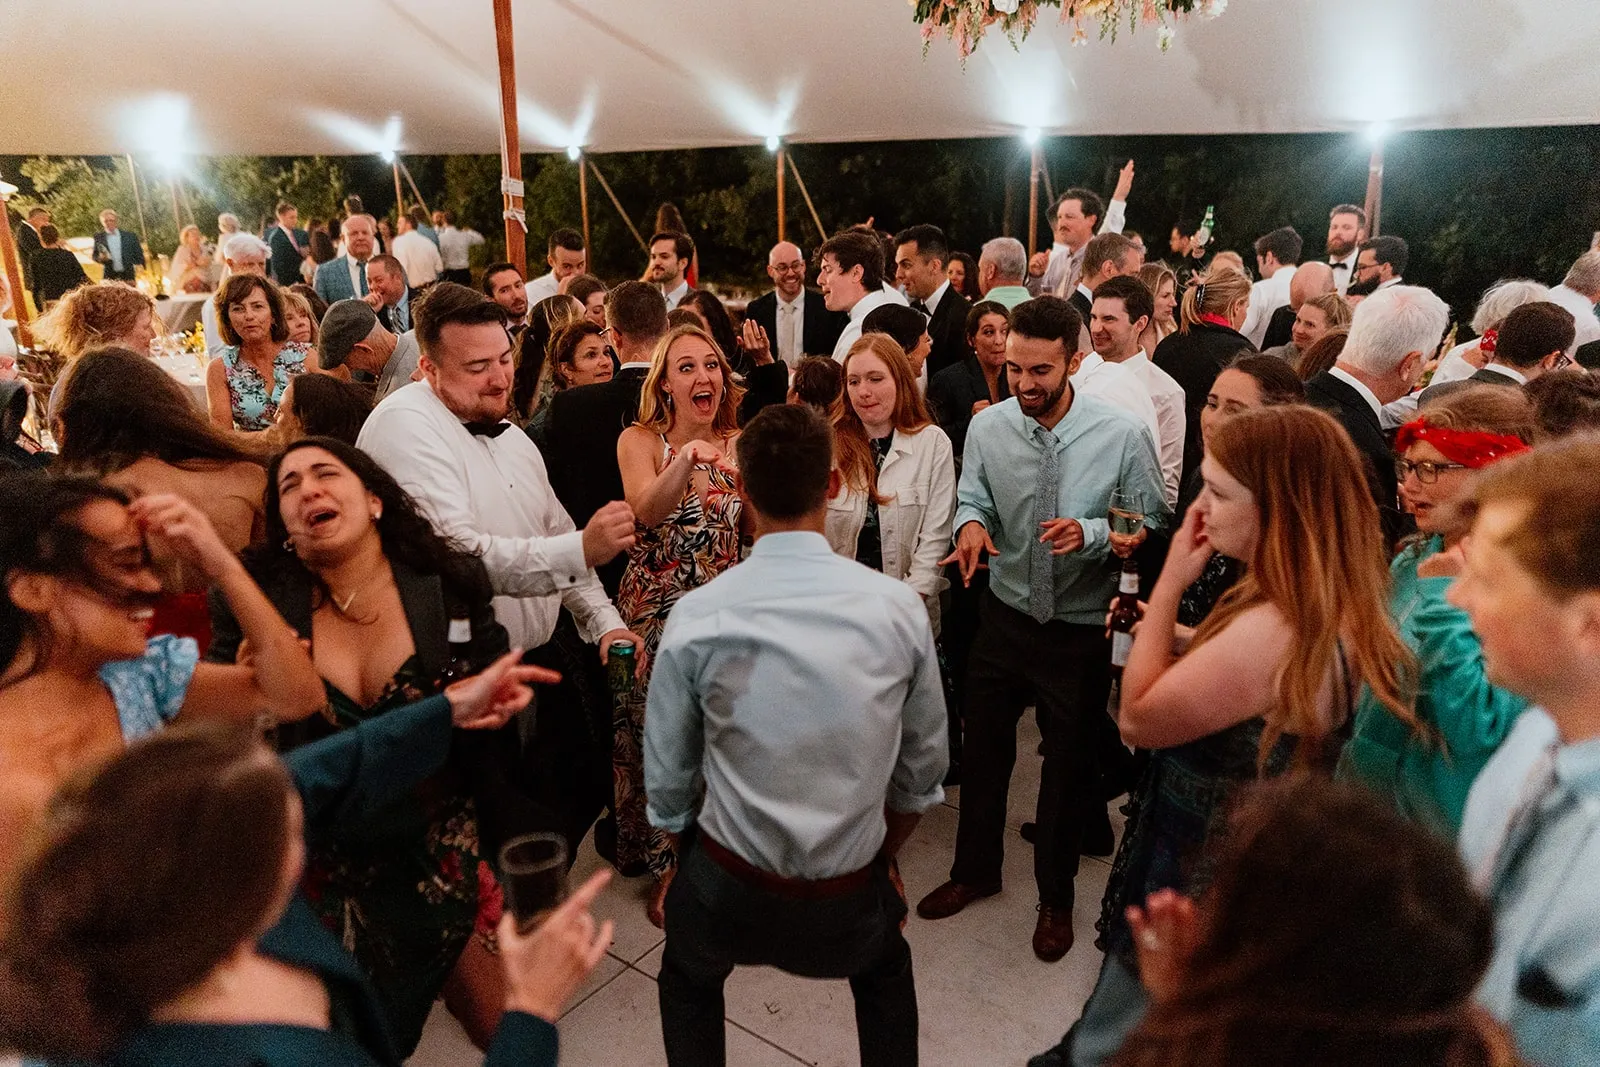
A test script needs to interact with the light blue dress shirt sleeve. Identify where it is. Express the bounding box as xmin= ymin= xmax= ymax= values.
xmin=643 ymin=609 xmax=705 ymax=835
xmin=888 ymin=615 xmax=951 ymax=814
xmin=952 ymin=407 xmax=1000 ymax=536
